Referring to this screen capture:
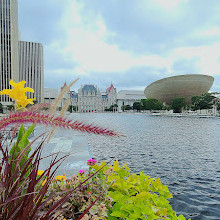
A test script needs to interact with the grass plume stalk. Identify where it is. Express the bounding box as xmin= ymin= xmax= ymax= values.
xmin=0 ymin=111 xmax=120 ymax=136
xmin=47 ymin=99 xmax=70 ymax=142
xmin=0 ymin=133 xmax=72 ymax=219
